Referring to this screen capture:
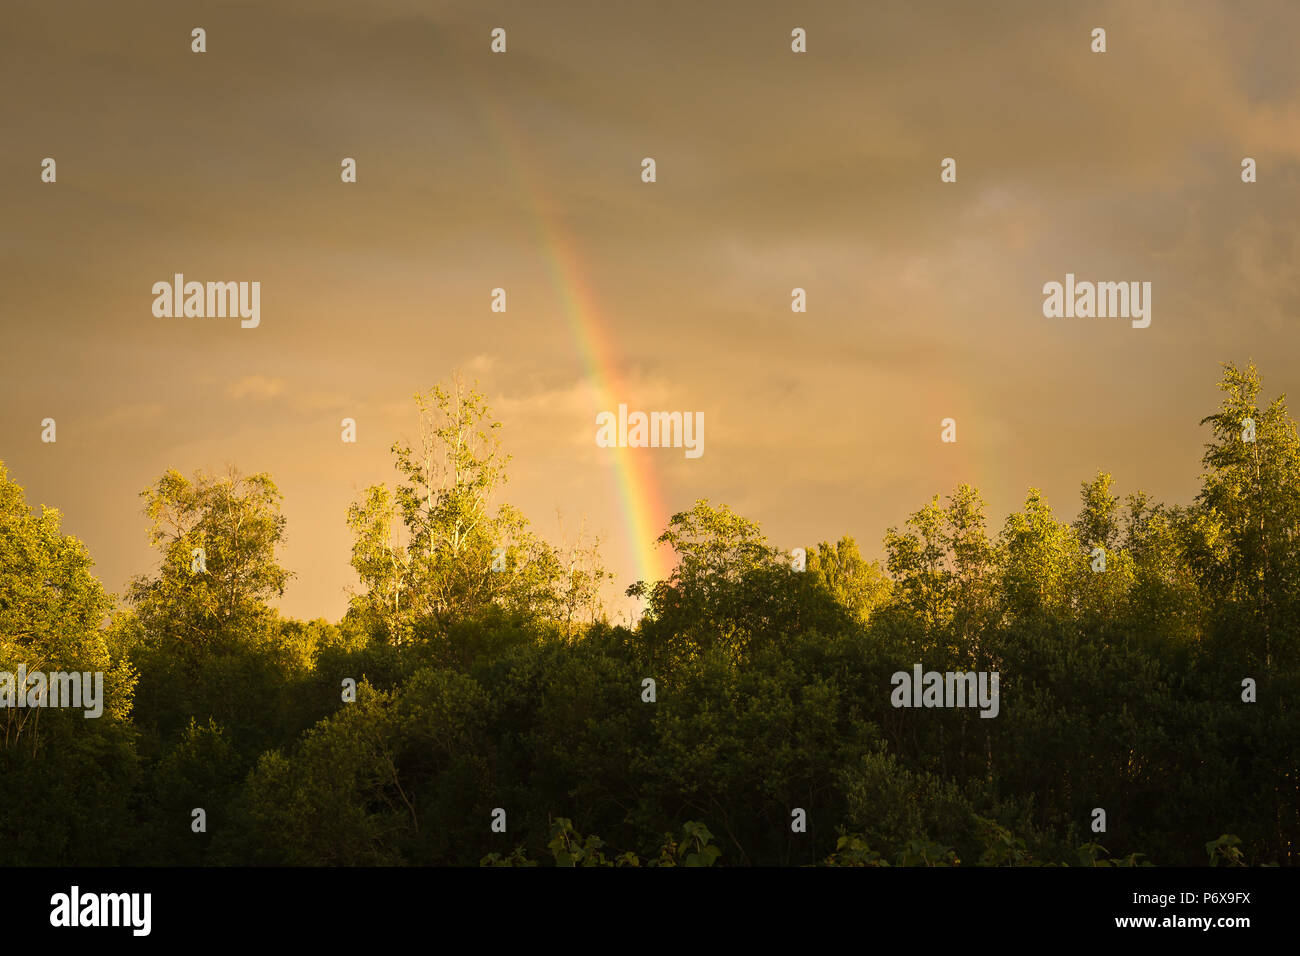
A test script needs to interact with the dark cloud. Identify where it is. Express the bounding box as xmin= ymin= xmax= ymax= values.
xmin=2 ymin=0 xmax=1297 ymax=618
